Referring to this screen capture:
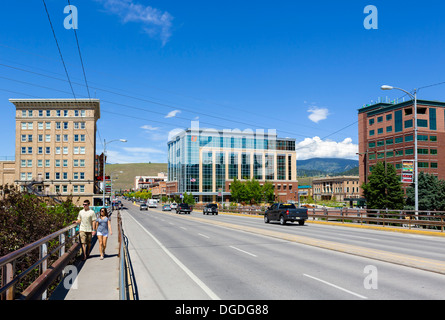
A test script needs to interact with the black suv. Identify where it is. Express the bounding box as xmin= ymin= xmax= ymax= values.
xmin=176 ymin=203 xmax=192 ymax=214
xmin=203 ymin=203 xmax=218 ymax=215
